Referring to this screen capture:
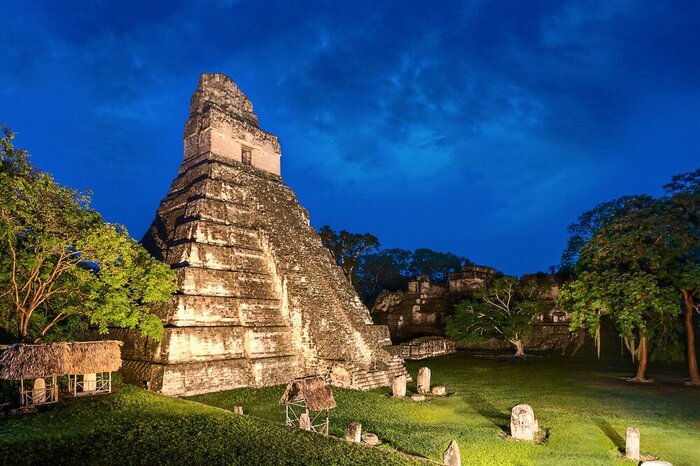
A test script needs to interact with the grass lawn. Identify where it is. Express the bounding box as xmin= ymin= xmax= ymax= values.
xmin=1 ymin=353 xmax=698 ymax=465
xmin=188 ymin=353 xmax=700 ymax=466
xmin=0 ymin=385 xmax=416 ymax=465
